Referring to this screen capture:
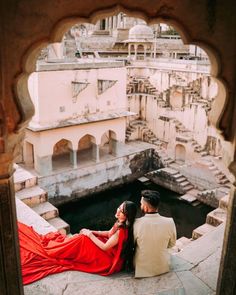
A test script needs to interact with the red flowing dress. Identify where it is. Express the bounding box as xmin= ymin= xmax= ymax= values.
xmin=18 ymin=222 xmax=128 ymax=285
